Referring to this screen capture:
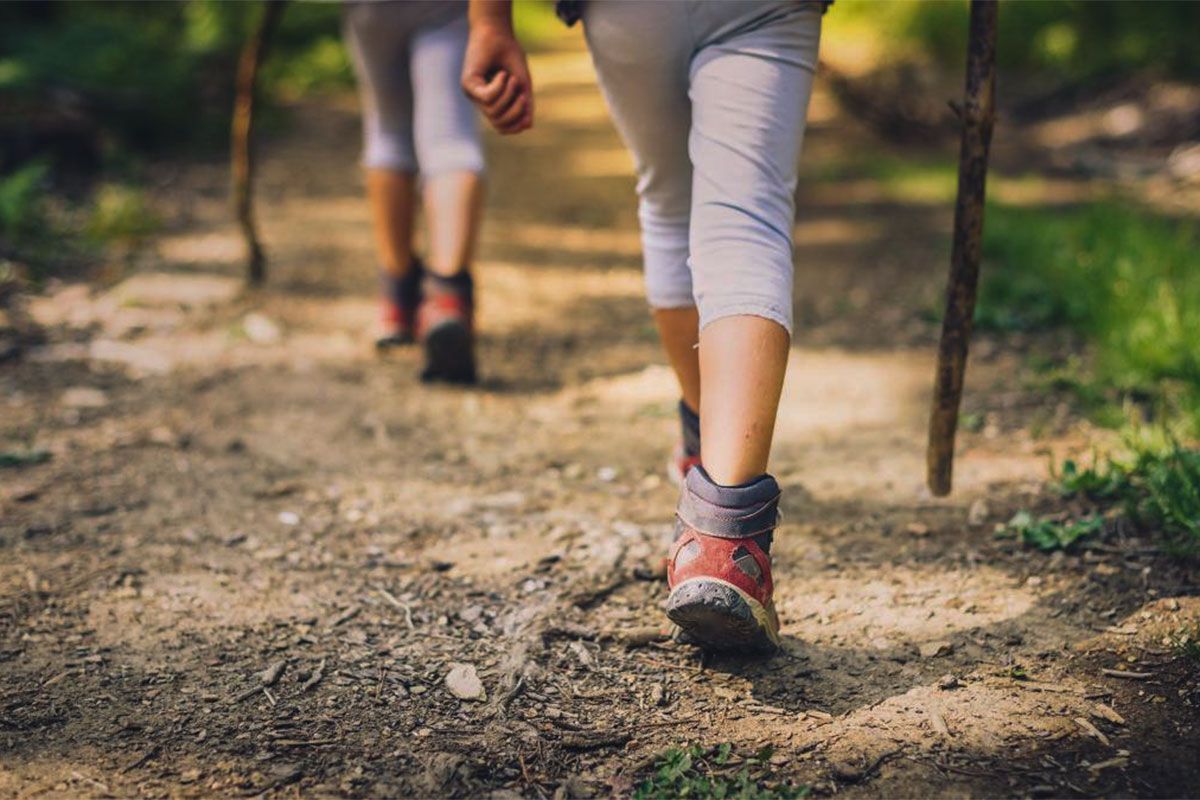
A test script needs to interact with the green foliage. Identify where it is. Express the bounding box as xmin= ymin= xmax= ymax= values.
xmin=0 ymin=161 xmax=50 ymax=242
xmin=829 ymin=0 xmax=1200 ymax=81
xmin=0 ymin=1 xmax=349 ymax=154
xmin=1052 ymin=438 xmax=1200 ymax=557
xmin=0 ymin=448 xmax=52 ymax=469
xmin=1005 ymin=510 xmax=1103 ymax=552
xmin=634 ymin=744 xmax=808 ymax=800
xmin=978 ymin=202 xmax=1200 ymax=430
xmin=85 ymin=184 xmax=159 ymax=245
